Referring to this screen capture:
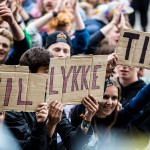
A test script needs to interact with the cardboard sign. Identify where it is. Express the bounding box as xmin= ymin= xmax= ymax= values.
xmin=0 ymin=56 xmax=107 ymax=111
xmin=46 ymin=55 xmax=107 ymax=105
xmin=0 ymin=65 xmax=47 ymax=112
xmin=116 ymin=29 xmax=150 ymax=69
